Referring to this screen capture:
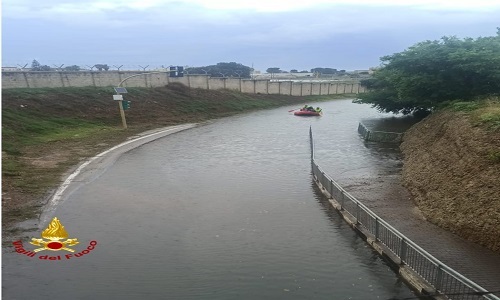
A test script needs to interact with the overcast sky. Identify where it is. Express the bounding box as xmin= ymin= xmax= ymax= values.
xmin=2 ymin=0 xmax=499 ymax=72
